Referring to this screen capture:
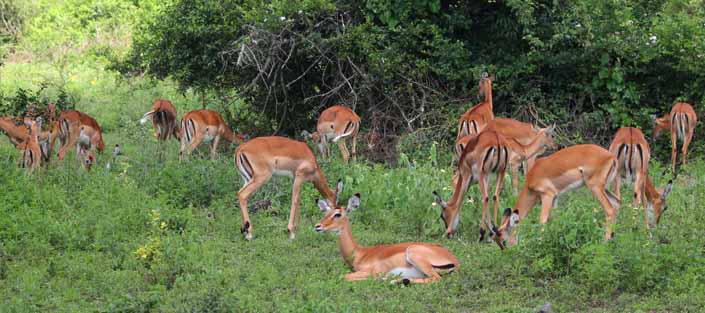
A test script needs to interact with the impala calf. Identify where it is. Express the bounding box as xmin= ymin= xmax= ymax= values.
xmin=140 ymin=99 xmax=180 ymax=141
xmin=180 ymin=109 xmax=245 ymax=160
xmin=235 ymin=136 xmax=339 ymax=240
xmin=489 ymin=144 xmax=621 ymax=247
xmin=315 ymin=194 xmax=460 ymax=284
xmin=609 ymin=127 xmax=672 ymax=229
xmin=457 ymin=73 xmax=495 ymax=140
xmin=303 ymin=105 xmax=361 ymax=162
xmin=653 ymin=102 xmax=697 ymax=172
